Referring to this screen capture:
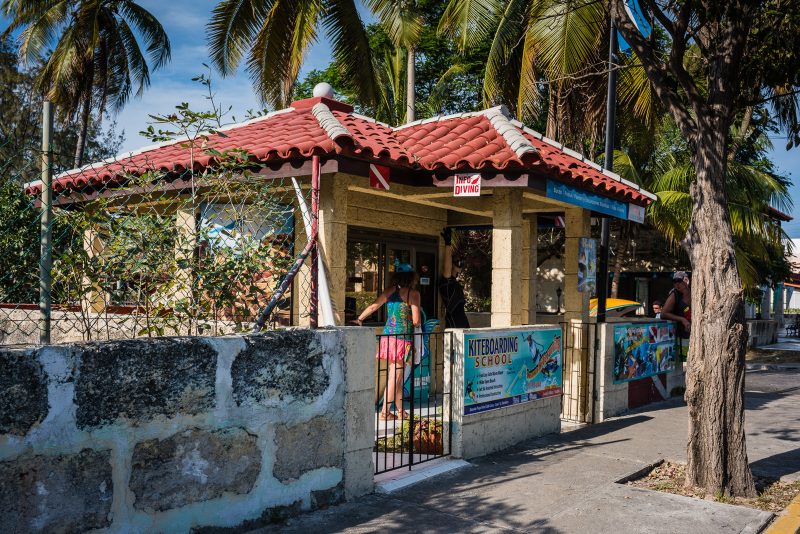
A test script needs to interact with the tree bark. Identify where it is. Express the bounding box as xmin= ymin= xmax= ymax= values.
xmin=684 ymin=123 xmax=756 ymax=497
xmin=73 ymin=96 xmax=91 ymax=169
xmin=405 ymin=47 xmax=415 ymax=123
